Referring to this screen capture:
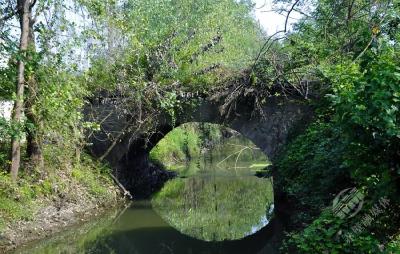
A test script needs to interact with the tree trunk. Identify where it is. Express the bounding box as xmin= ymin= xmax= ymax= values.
xmin=10 ymin=0 xmax=31 ymax=181
xmin=25 ymin=10 xmax=43 ymax=170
